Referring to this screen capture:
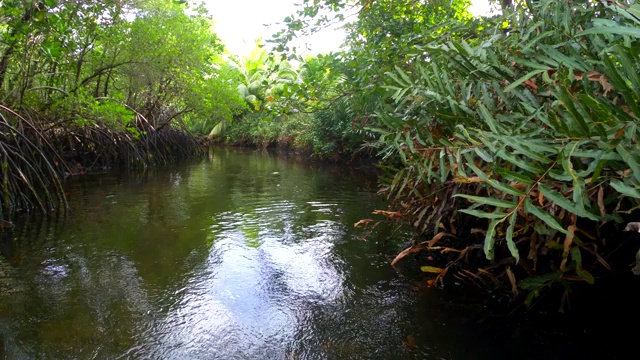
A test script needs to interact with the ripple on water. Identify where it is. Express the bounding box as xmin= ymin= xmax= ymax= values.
xmin=125 ymin=200 xmax=350 ymax=358
xmin=2 ymin=152 xmax=462 ymax=360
